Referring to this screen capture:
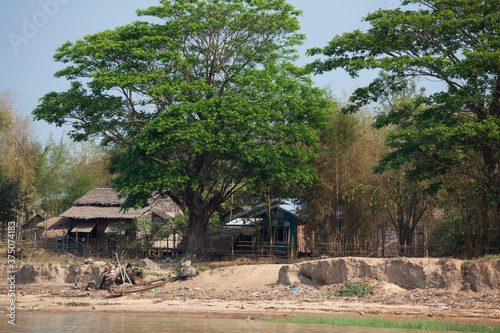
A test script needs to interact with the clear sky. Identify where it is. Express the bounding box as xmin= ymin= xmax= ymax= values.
xmin=1 ymin=0 xmax=399 ymax=144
